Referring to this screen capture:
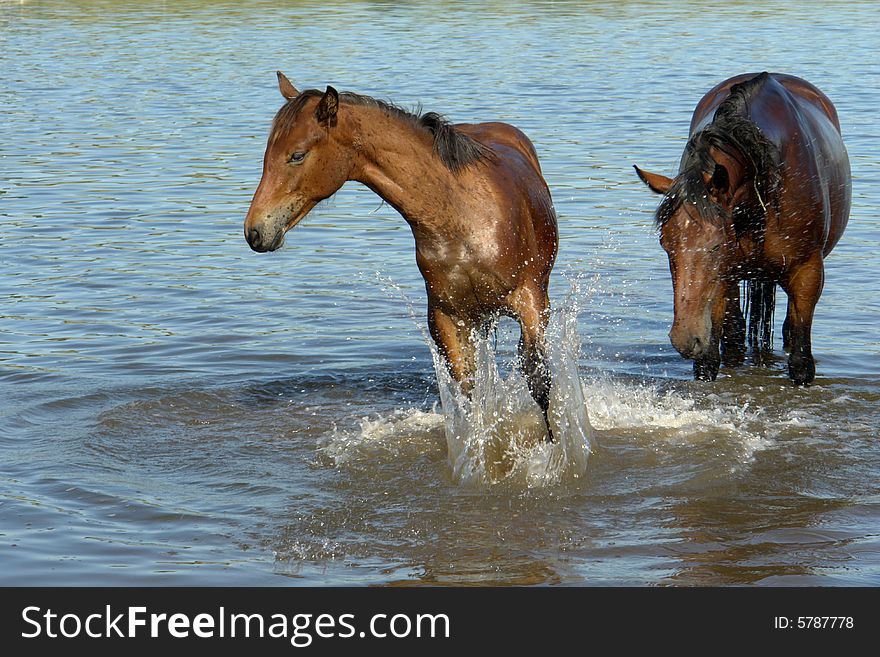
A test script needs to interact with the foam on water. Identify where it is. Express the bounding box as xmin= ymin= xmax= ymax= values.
xmin=586 ymin=379 xmax=774 ymax=465
xmin=319 ymin=408 xmax=445 ymax=466
xmin=319 ymin=375 xmax=775 ymax=486
xmin=588 ymin=381 xmax=753 ymax=436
